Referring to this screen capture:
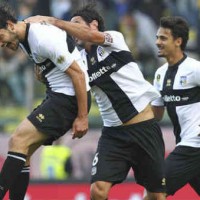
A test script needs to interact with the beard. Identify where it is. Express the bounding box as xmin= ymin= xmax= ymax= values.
xmin=6 ymin=41 xmax=19 ymax=51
